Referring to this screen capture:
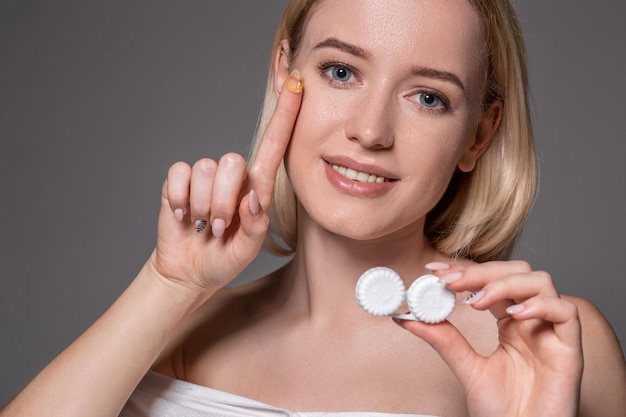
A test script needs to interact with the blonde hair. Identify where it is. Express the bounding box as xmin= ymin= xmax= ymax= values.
xmin=249 ymin=0 xmax=536 ymax=262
